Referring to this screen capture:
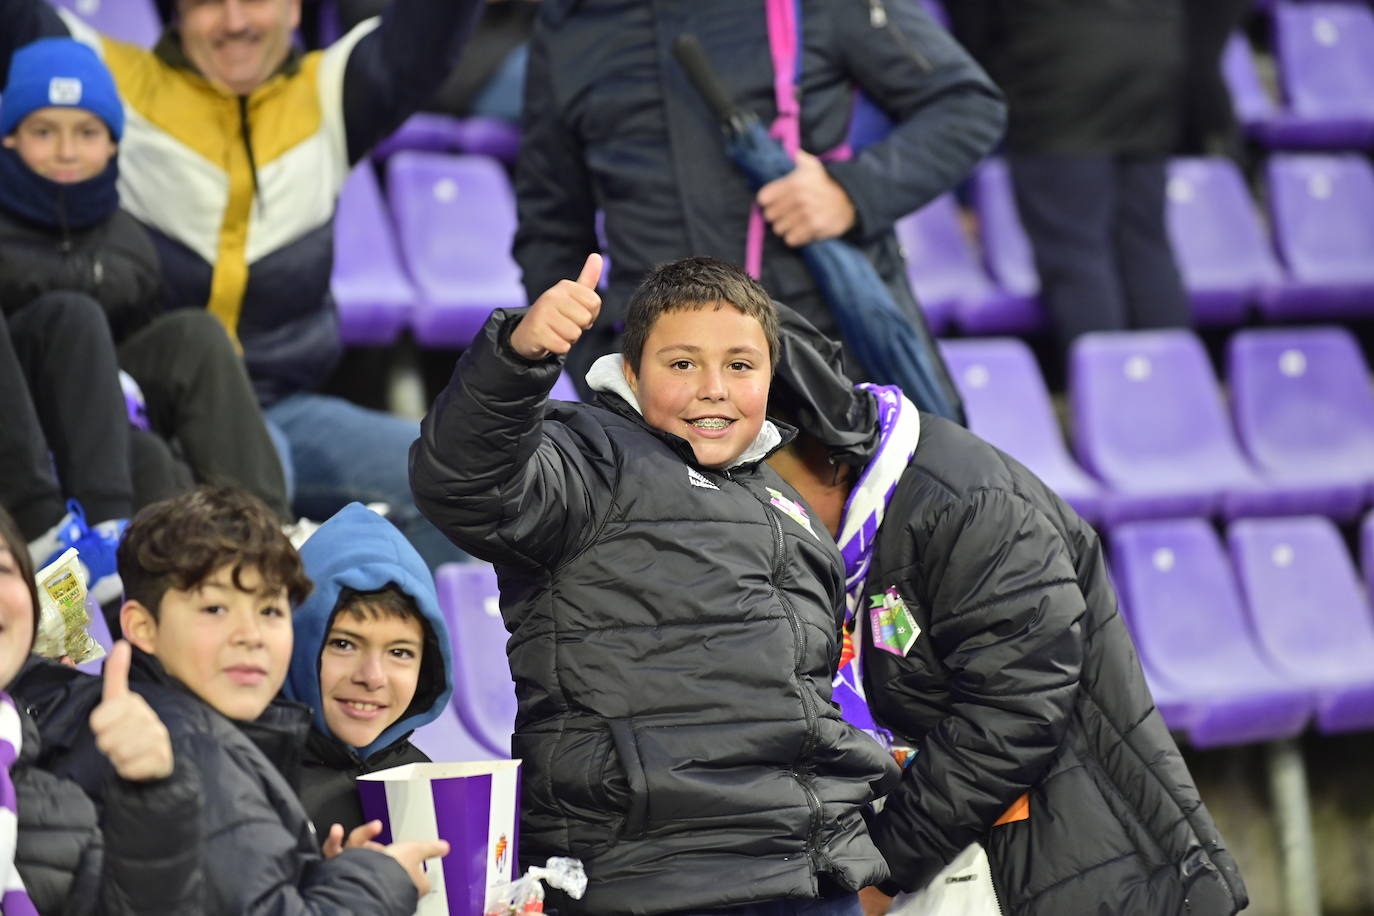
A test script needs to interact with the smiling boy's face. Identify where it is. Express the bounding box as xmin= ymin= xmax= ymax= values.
xmin=123 ymin=563 xmax=292 ymax=721
xmin=623 ymin=303 xmax=772 ymax=469
xmin=318 ymin=608 xmax=424 ymax=749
